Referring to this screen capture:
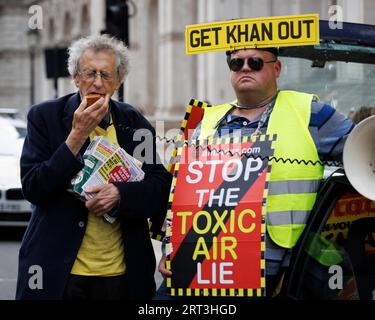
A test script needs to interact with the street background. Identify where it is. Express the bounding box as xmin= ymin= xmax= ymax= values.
xmin=0 ymin=227 xmax=163 ymax=299
xmin=1 ymin=0 xmax=375 ymax=300
xmin=3 ymin=0 xmax=375 ymax=124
